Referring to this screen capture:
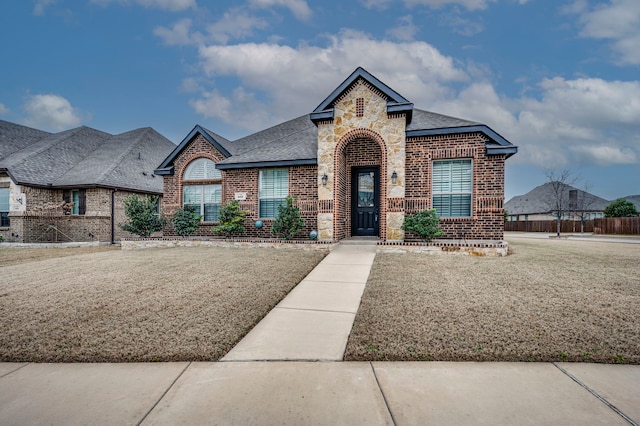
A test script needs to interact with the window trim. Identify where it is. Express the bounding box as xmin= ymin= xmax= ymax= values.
xmin=183 ymin=183 xmax=222 ymax=223
xmin=431 ymin=158 xmax=473 ymax=218
xmin=259 ymin=168 xmax=289 ymax=219
xmin=182 ymin=158 xmax=223 ymax=223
